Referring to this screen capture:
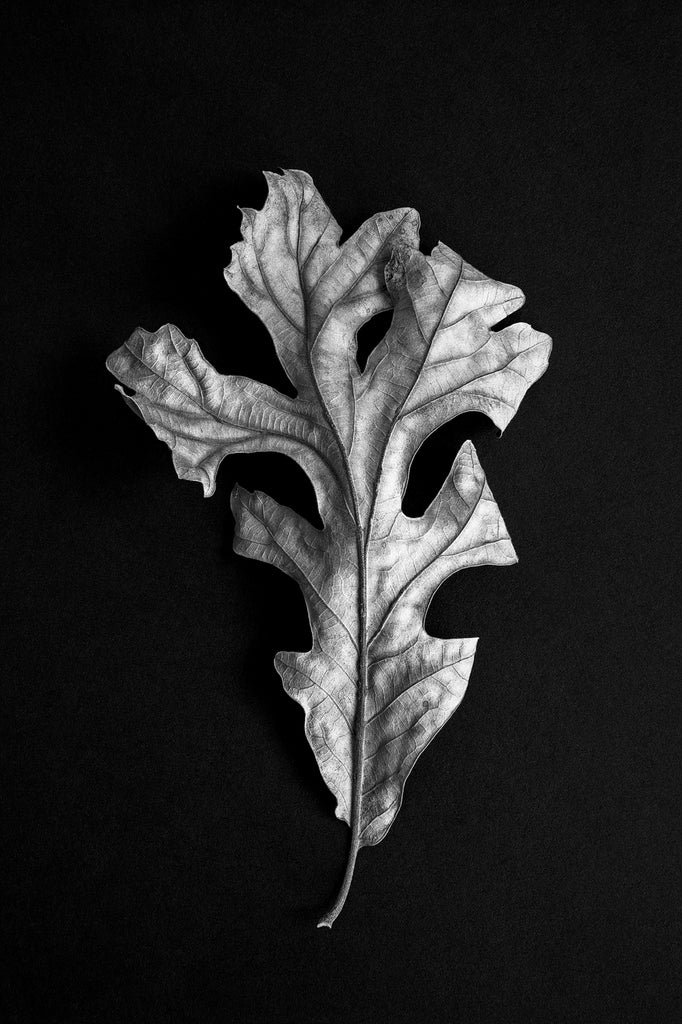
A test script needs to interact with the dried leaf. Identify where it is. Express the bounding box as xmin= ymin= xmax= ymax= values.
xmin=106 ymin=169 xmax=551 ymax=927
